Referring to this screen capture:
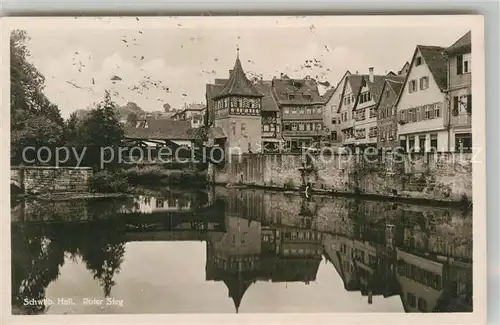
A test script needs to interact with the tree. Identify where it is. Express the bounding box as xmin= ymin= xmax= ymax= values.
xmin=10 ymin=30 xmax=63 ymax=128
xmin=126 ymin=112 xmax=138 ymax=127
xmin=10 ymin=30 xmax=64 ymax=164
xmin=79 ymin=91 xmax=124 ymax=169
xmin=63 ymin=112 xmax=80 ymax=147
xmin=163 ymin=103 xmax=171 ymax=112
